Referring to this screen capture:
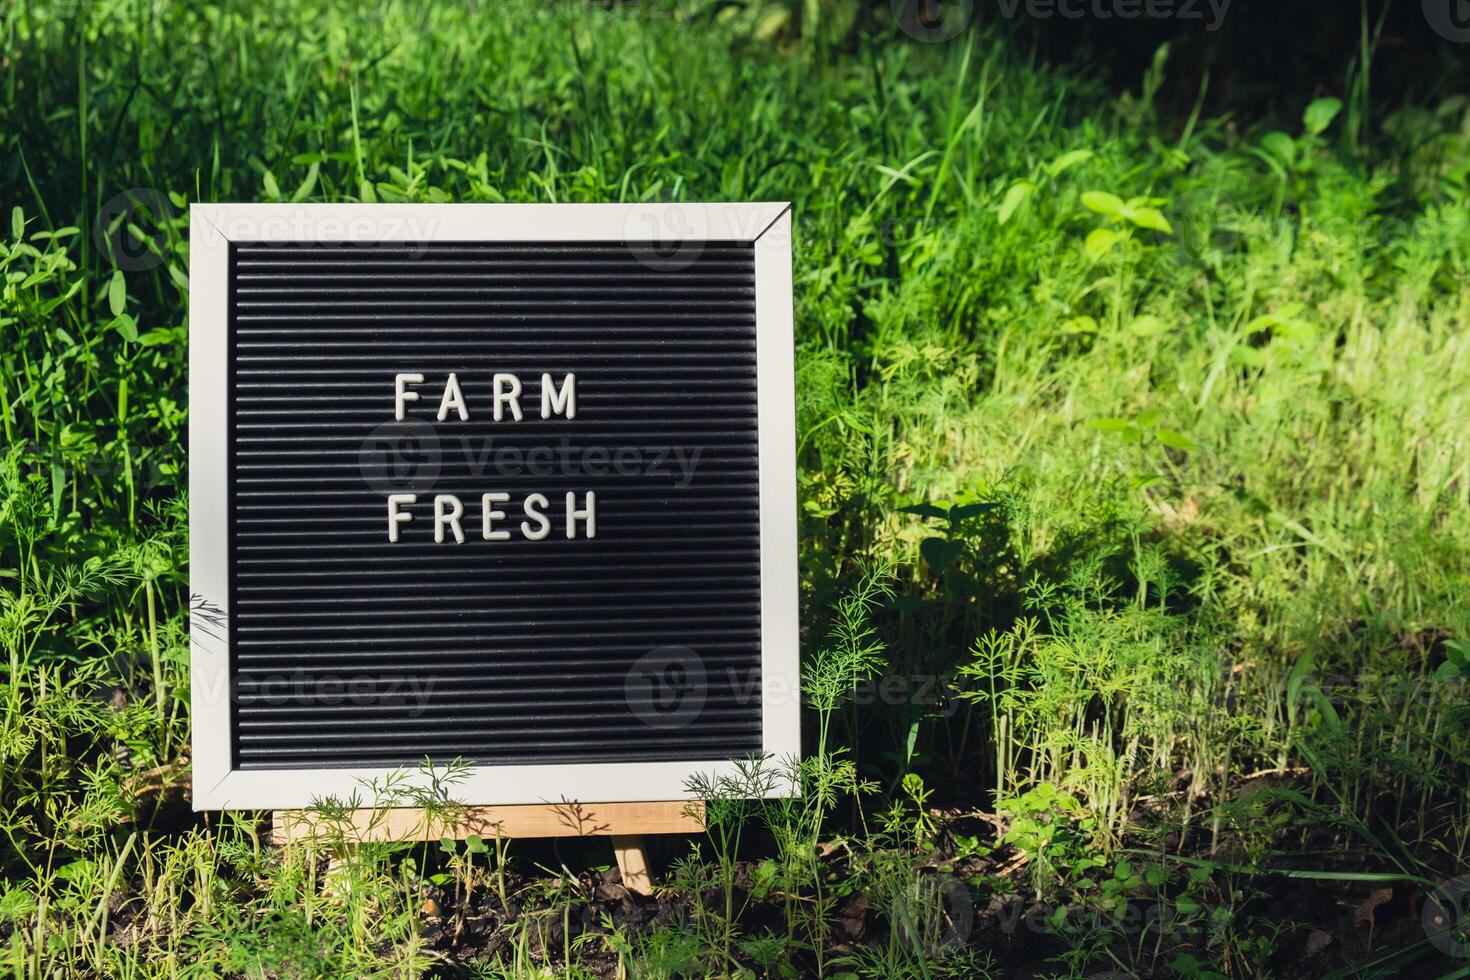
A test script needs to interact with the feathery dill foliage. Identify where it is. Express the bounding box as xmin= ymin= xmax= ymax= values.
xmin=1 ymin=0 xmax=1468 ymax=974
